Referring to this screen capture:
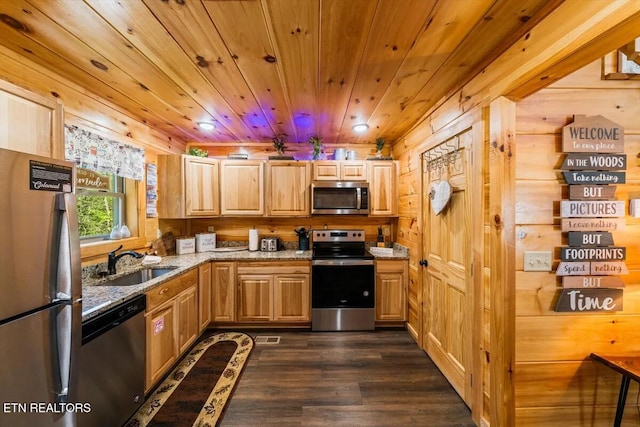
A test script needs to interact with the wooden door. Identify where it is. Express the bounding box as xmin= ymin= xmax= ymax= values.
xmin=422 ymin=132 xmax=473 ymax=405
xmin=273 ymin=274 xmax=310 ymax=321
xmin=266 ymin=161 xmax=311 ymax=216
xmin=220 ymin=160 xmax=264 ymax=215
xmin=237 ymin=274 xmax=273 ymax=321
xmin=211 ymin=262 xmax=236 ymax=322
xmin=198 ymin=262 xmax=212 ymax=332
xmin=185 ymin=157 xmax=219 ymax=216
